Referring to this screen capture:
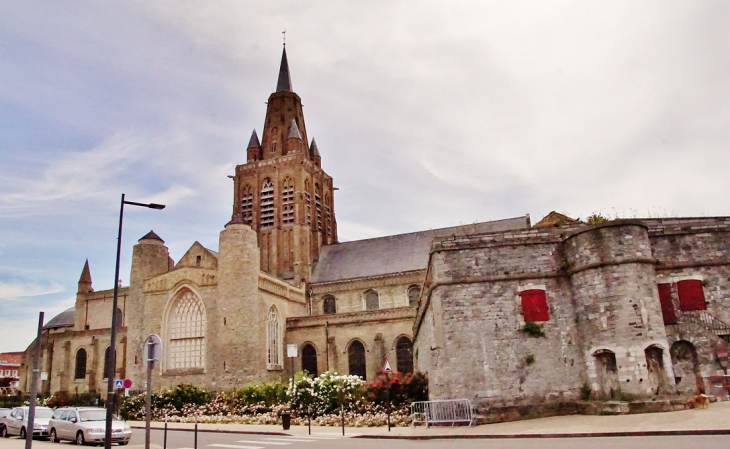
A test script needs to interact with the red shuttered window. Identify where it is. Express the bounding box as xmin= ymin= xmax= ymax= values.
xmin=677 ymin=280 xmax=706 ymax=311
xmin=657 ymin=283 xmax=678 ymax=324
xmin=520 ymin=289 xmax=550 ymax=322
